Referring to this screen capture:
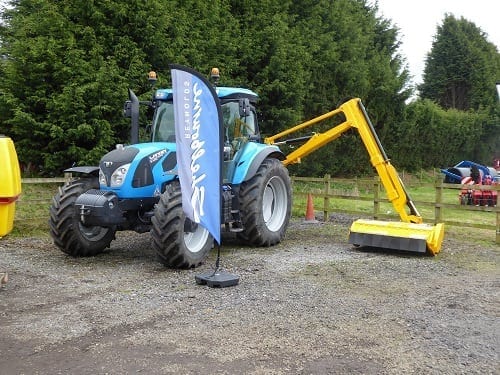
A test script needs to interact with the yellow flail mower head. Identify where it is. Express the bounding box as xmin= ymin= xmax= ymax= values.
xmin=348 ymin=220 xmax=445 ymax=255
